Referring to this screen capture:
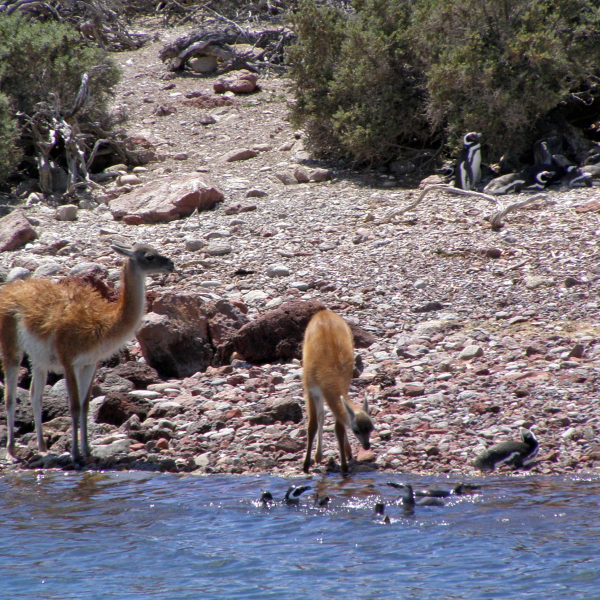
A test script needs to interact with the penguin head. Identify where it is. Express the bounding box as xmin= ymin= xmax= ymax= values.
xmin=519 ymin=428 xmax=537 ymax=446
xmin=536 ymin=170 xmax=554 ymax=184
xmin=285 ymin=485 xmax=311 ymax=503
xmin=463 ymin=132 xmax=482 ymax=147
xmin=260 ymin=490 xmax=274 ymax=503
